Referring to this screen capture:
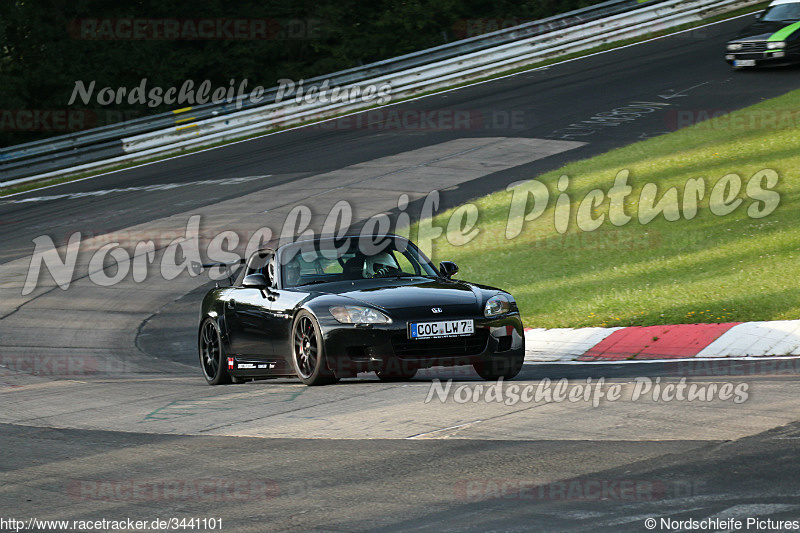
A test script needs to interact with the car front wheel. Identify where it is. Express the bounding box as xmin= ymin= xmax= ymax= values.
xmin=473 ymin=352 xmax=524 ymax=381
xmin=292 ymin=311 xmax=337 ymax=386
